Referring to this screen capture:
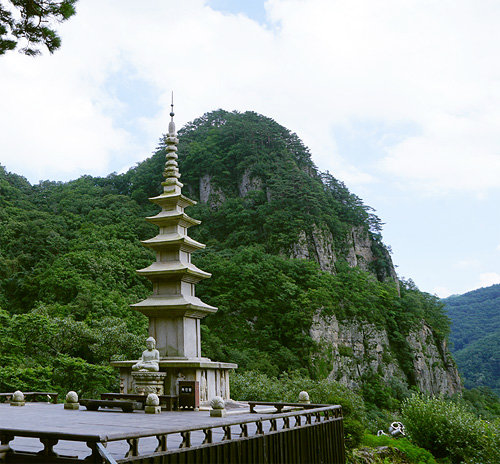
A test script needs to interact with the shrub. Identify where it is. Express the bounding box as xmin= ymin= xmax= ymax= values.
xmin=52 ymin=355 xmax=119 ymax=398
xmin=0 ymin=366 xmax=55 ymax=392
xmin=362 ymin=434 xmax=437 ymax=464
xmin=401 ymin=393 xmax=500 ymax=464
